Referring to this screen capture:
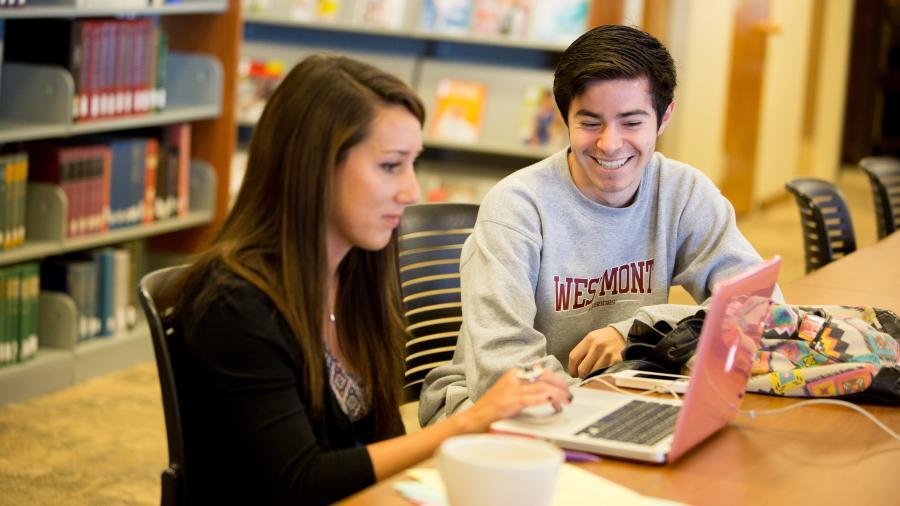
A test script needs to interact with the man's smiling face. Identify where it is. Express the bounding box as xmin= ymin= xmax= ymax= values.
xmin=566 ymin=77 xmax=673 ymax=207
